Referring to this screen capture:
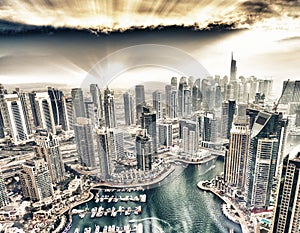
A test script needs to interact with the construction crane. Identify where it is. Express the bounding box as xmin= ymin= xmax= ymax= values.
xmin=273 ymin=79 xmax=290 ymax=113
